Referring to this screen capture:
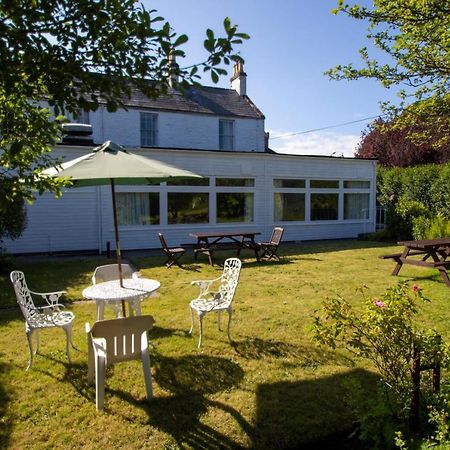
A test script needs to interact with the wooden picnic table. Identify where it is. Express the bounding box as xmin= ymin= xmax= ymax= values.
xmin=190 ymin=230 xmax=261 ymax=265
xmin=380 ymin=237 xmax=450 ymax=287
